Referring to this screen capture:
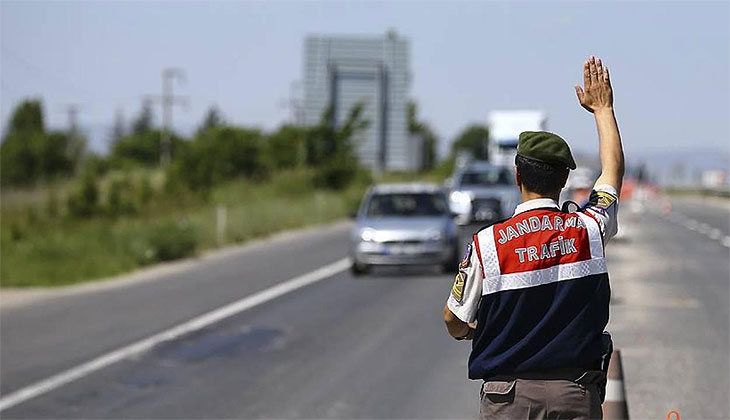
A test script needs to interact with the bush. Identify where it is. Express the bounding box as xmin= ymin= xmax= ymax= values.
xmin=271 ymin=170 xmax=314 ymax=196
xmin=106 ymin=176 xmax=138 ymax=217
xmin=111 ymin=131 xmax=186 ymax=167
xmin=171 ymin=126 xmax=267 ymax=191
xmin=264 ymin=125 xmax=307 ymax=170
xmin=0 ymin=130 xmax=79 ymax=186
xmin=140 ymin=221 xmax=198 ymax=263
xmin=313 ymin=157 xmax=359 ymax=190
xmin=138 ymin=176 xmax=153 ymax=204
xmin=84 ymin=154 xmax=112 ymax=177
xmin=67 ymin=174 xmax=100 ymax=218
